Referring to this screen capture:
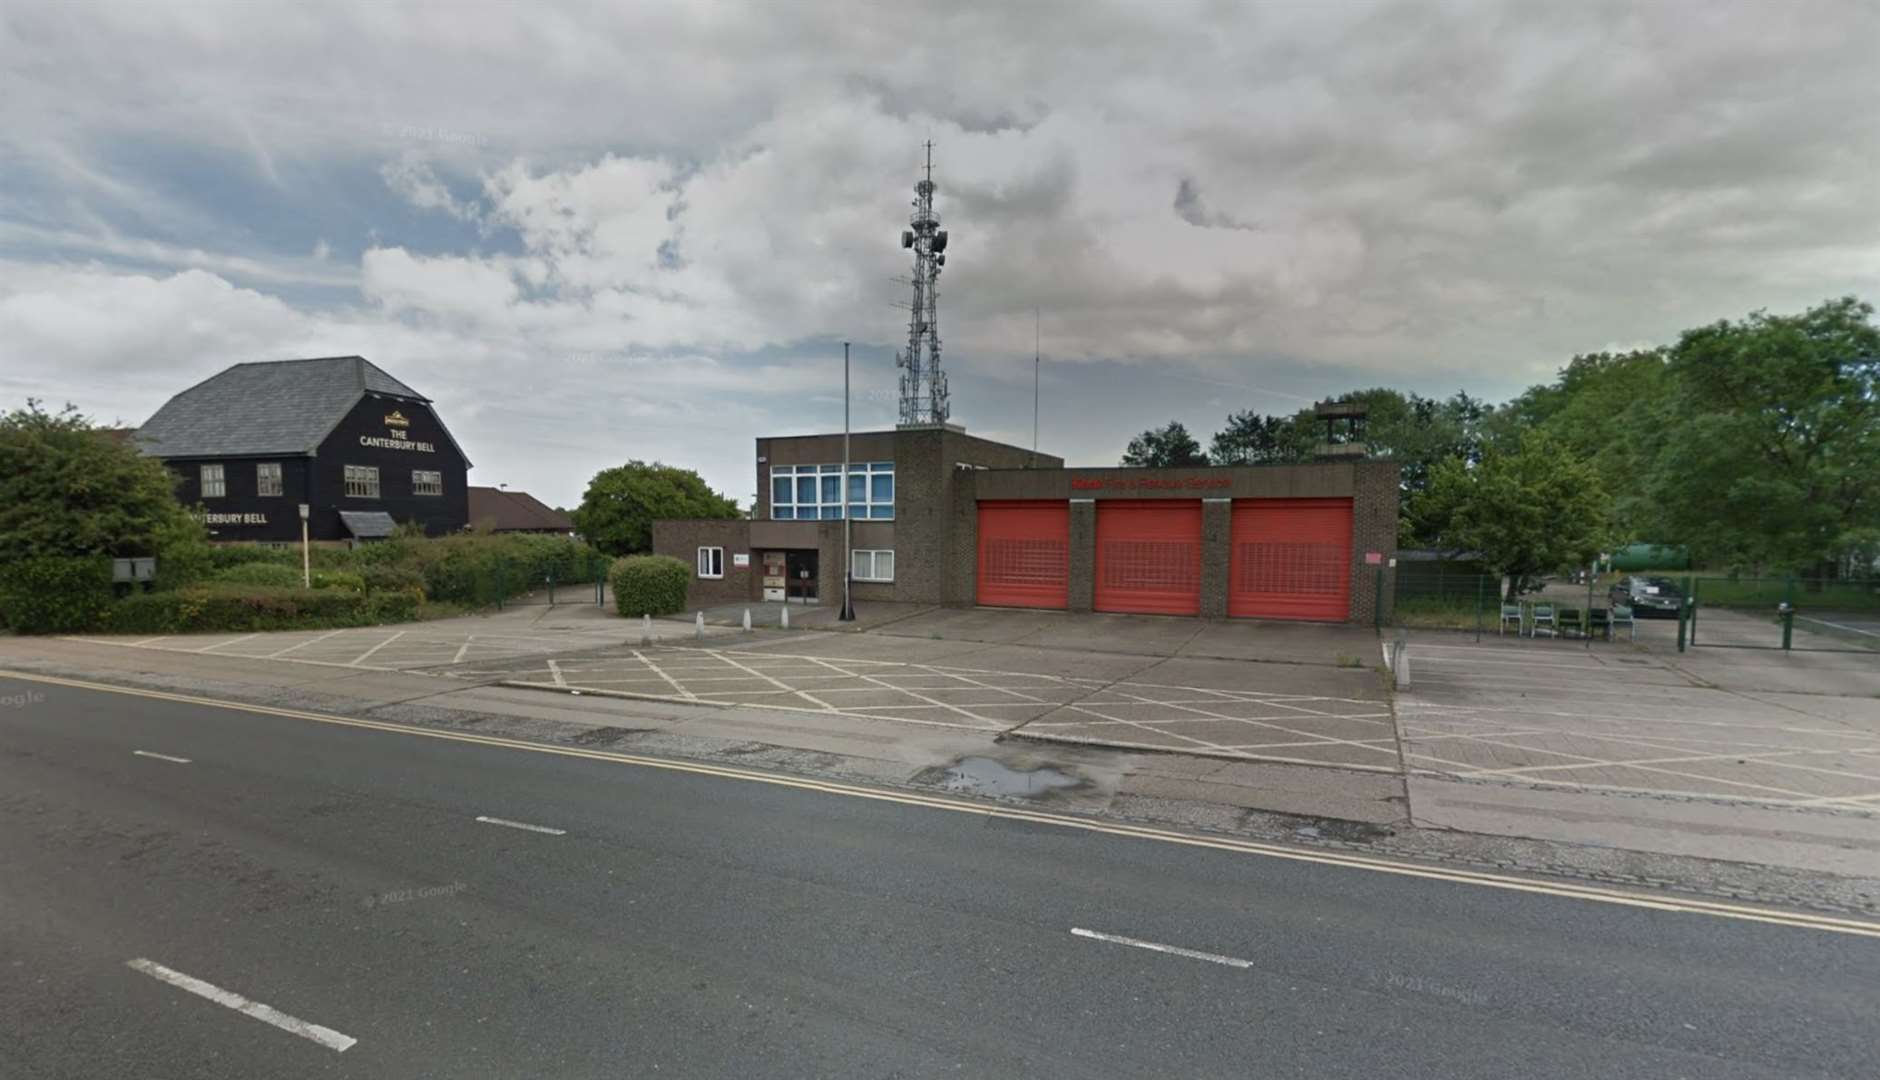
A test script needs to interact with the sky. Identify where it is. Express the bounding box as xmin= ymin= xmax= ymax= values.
xmin=4 ymin=0 xmax=1877 ymax=509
